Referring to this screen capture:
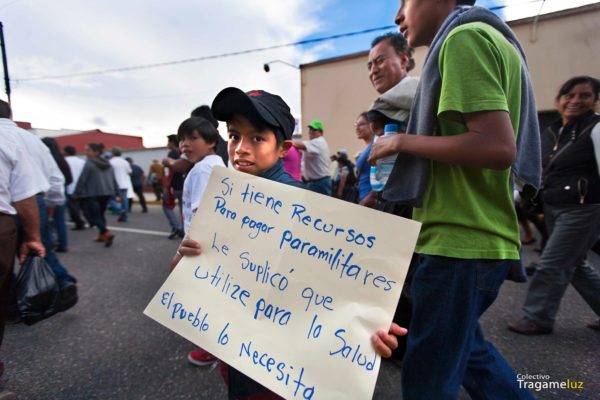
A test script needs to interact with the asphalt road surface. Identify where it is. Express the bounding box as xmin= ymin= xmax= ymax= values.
xmin=2 ymin=205 xmax=599 ymax=399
